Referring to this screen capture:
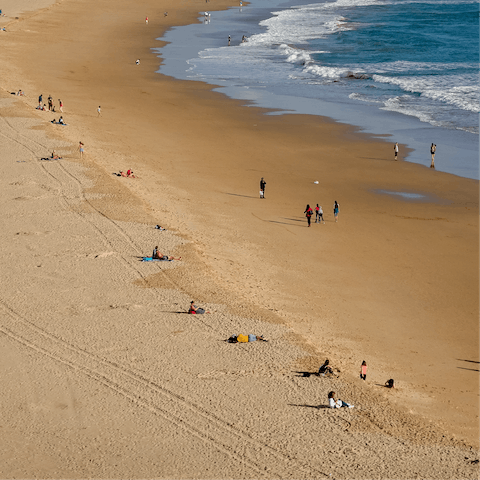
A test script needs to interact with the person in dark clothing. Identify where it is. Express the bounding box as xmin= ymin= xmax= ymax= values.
xmin=304 ymin=204 xmax=313 ymax=227
xmin=260 ymin=177 xmax=266 ymax=198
